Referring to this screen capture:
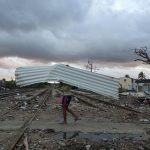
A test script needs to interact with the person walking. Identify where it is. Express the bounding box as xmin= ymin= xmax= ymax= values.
xmin=56 ymin=93 xmax=79 ymax=124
